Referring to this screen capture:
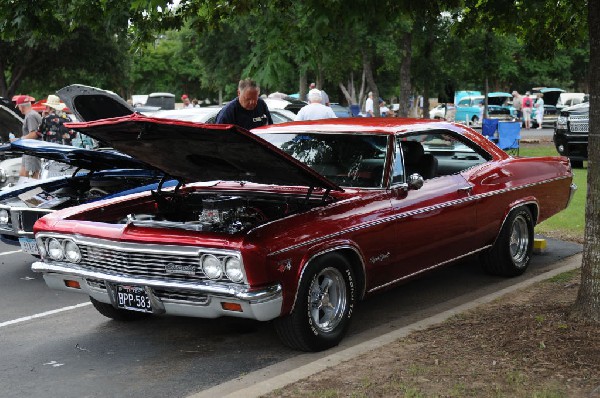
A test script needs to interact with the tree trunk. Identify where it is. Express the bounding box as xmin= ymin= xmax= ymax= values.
xmin=299 ymin=70 xmax=307 ymax=102
xmin=573 ymin=0 xmax=600 ymax=322
xmin=398 ymin=31 xmax=412 ymax=118
xmin=422 ymin=28 xmax=435 ymax=120
xmin=363 ymin=51 xmax=379 ymax=117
